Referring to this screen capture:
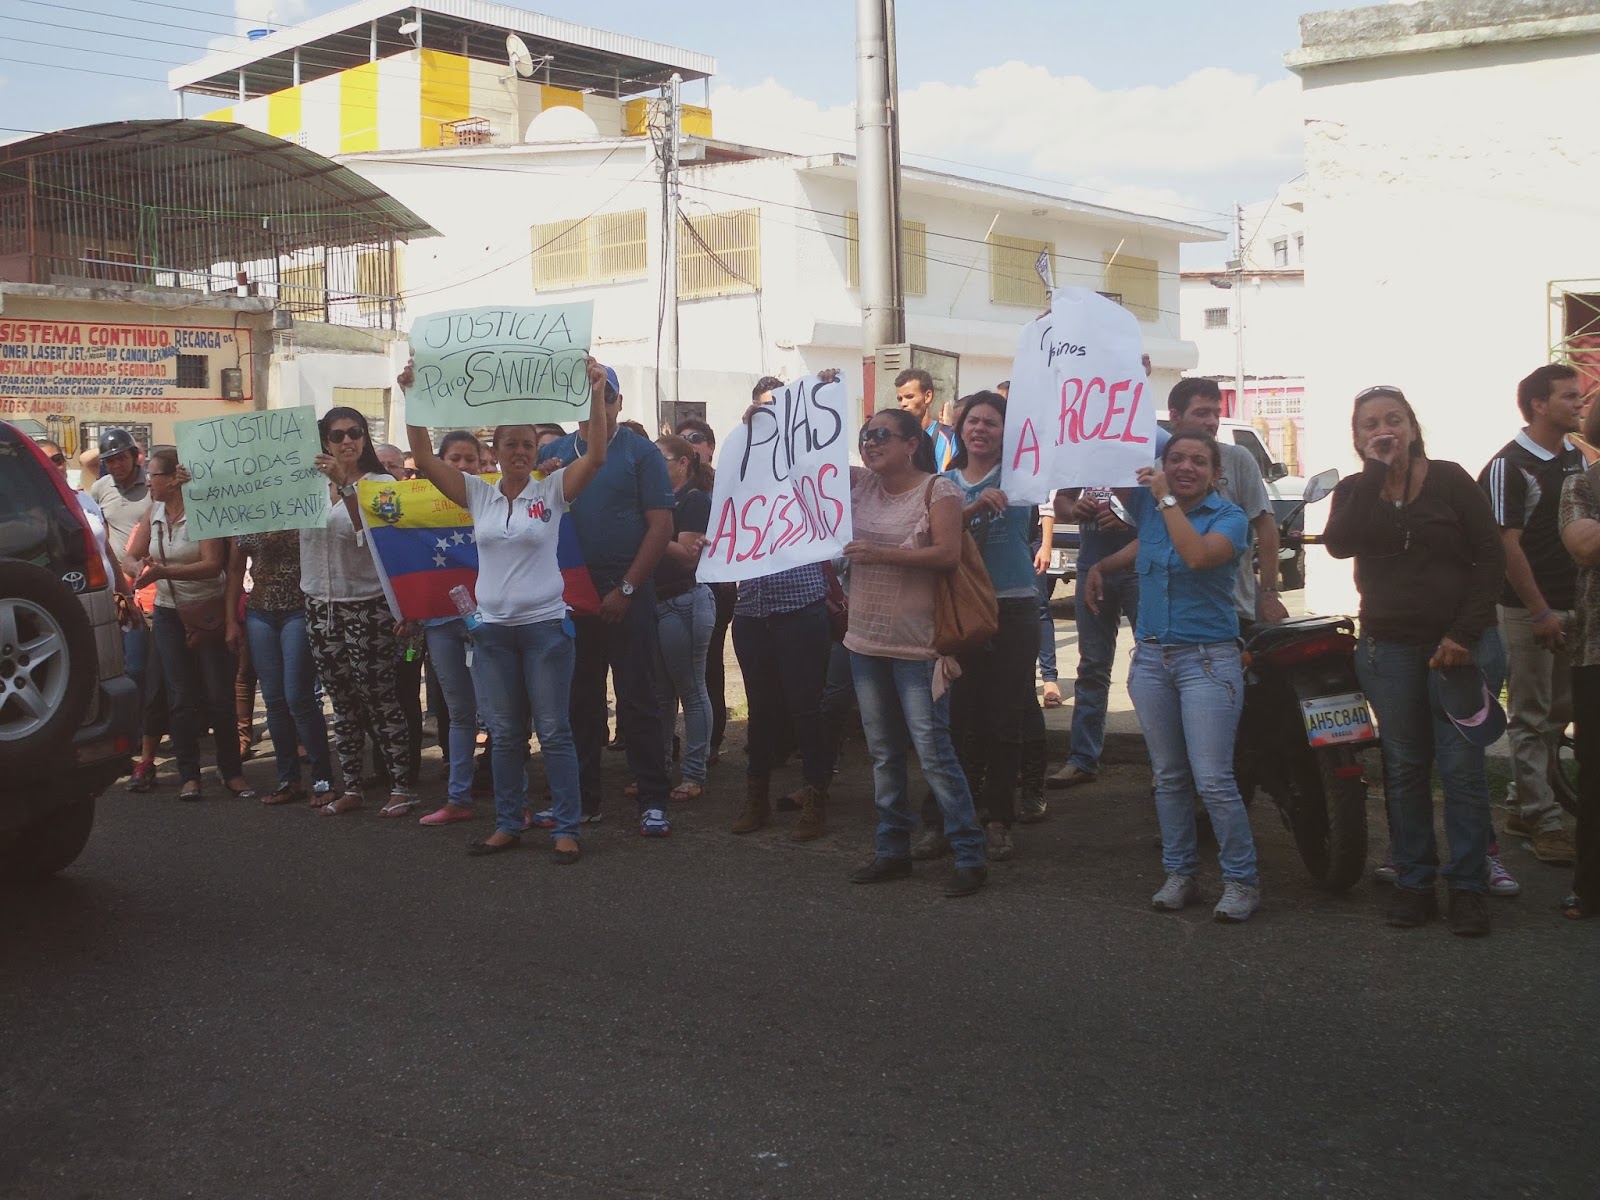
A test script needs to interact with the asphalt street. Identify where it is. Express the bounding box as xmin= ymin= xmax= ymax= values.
xmin=5 ymin=707 xmax=1598 ymax=1200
